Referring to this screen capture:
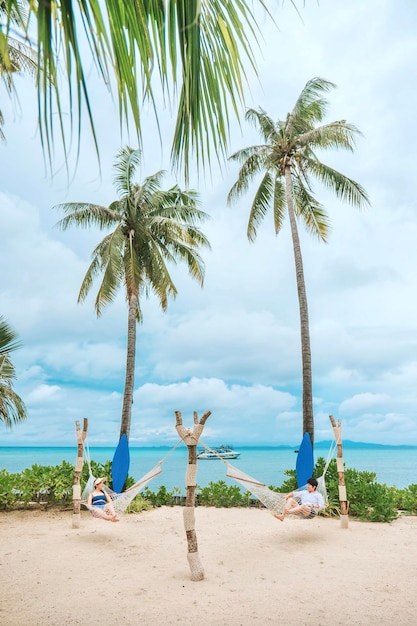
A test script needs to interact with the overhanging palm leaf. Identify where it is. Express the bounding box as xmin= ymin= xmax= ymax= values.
xmin=3 ymin=0 xmax=272 ymax=174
